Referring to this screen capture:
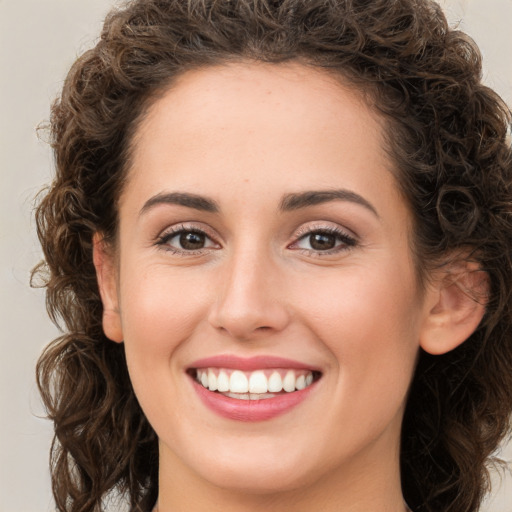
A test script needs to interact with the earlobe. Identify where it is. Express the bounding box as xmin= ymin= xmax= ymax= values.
xmin=420 ymin=261 xmax=488 ymax=355
xmin=92 ymin=233 xmax=124 ymax=343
